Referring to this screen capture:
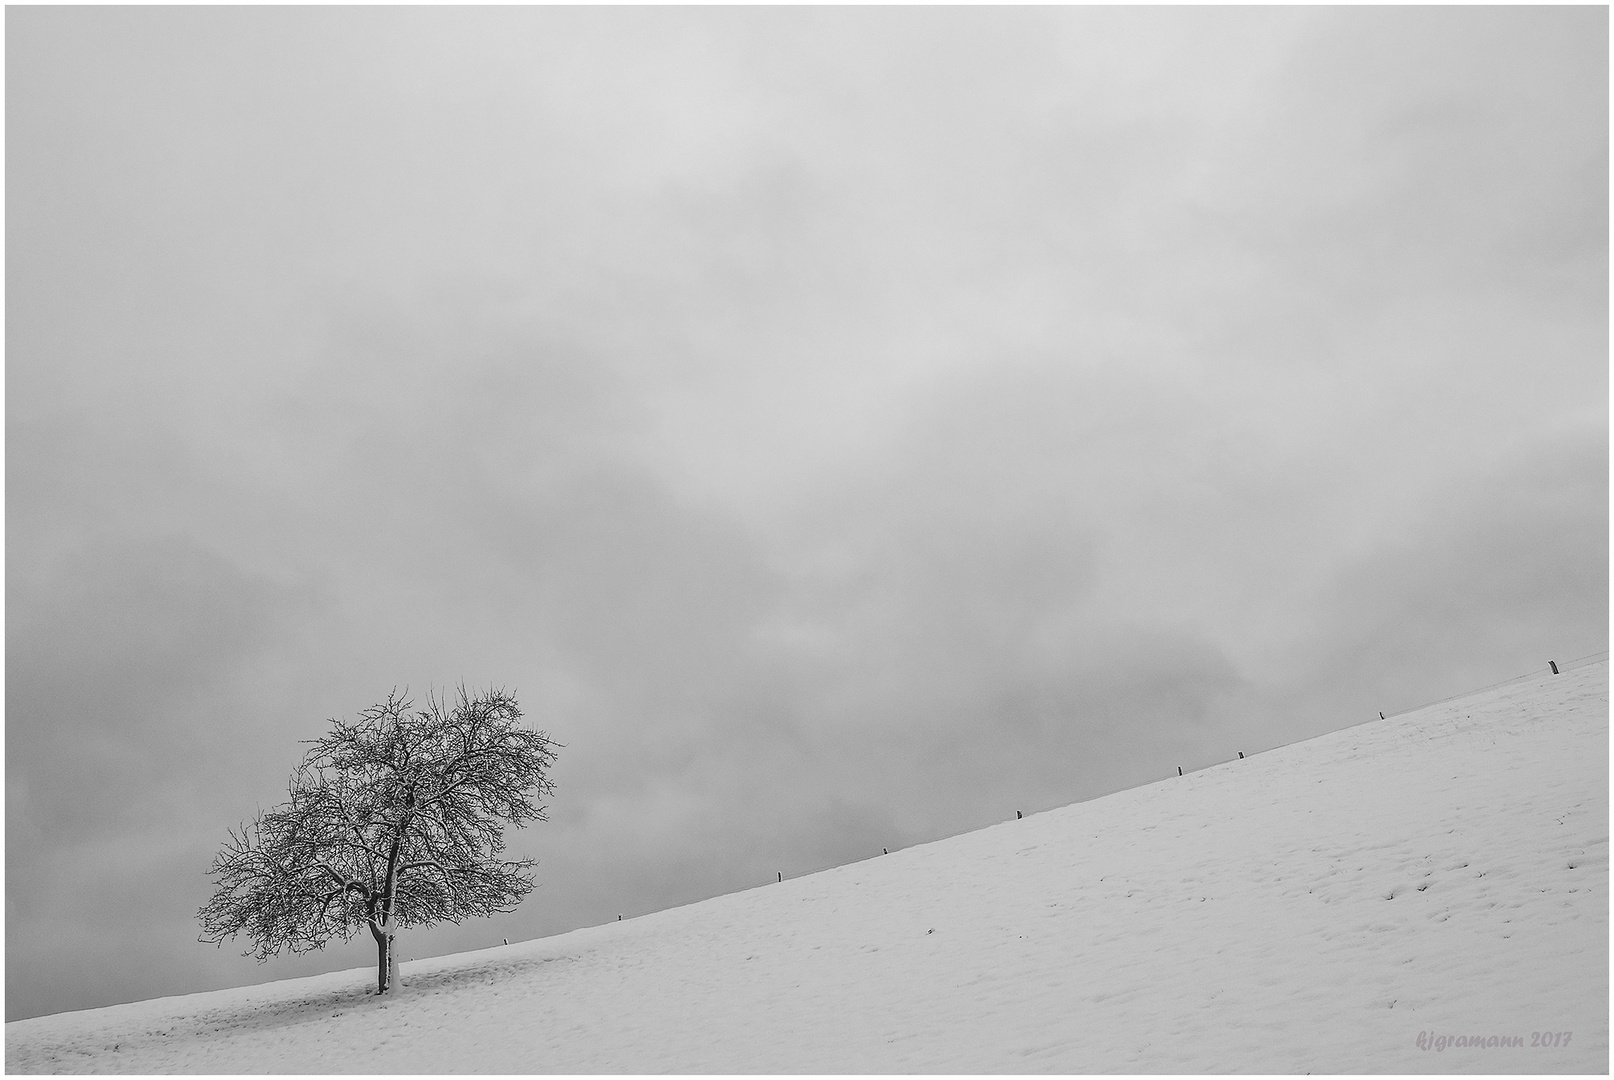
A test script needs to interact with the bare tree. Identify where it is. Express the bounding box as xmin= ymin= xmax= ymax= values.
xmin=198 ymin=686 xmax=559 ymax=994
